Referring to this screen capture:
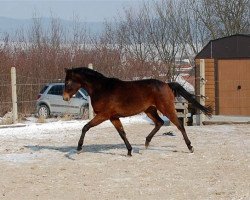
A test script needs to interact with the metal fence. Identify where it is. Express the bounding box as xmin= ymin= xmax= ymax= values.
xmin=1 ymin=68 xmax=63 ymax=122
xmin=0 ymin=65 xmax=95 ymax=124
